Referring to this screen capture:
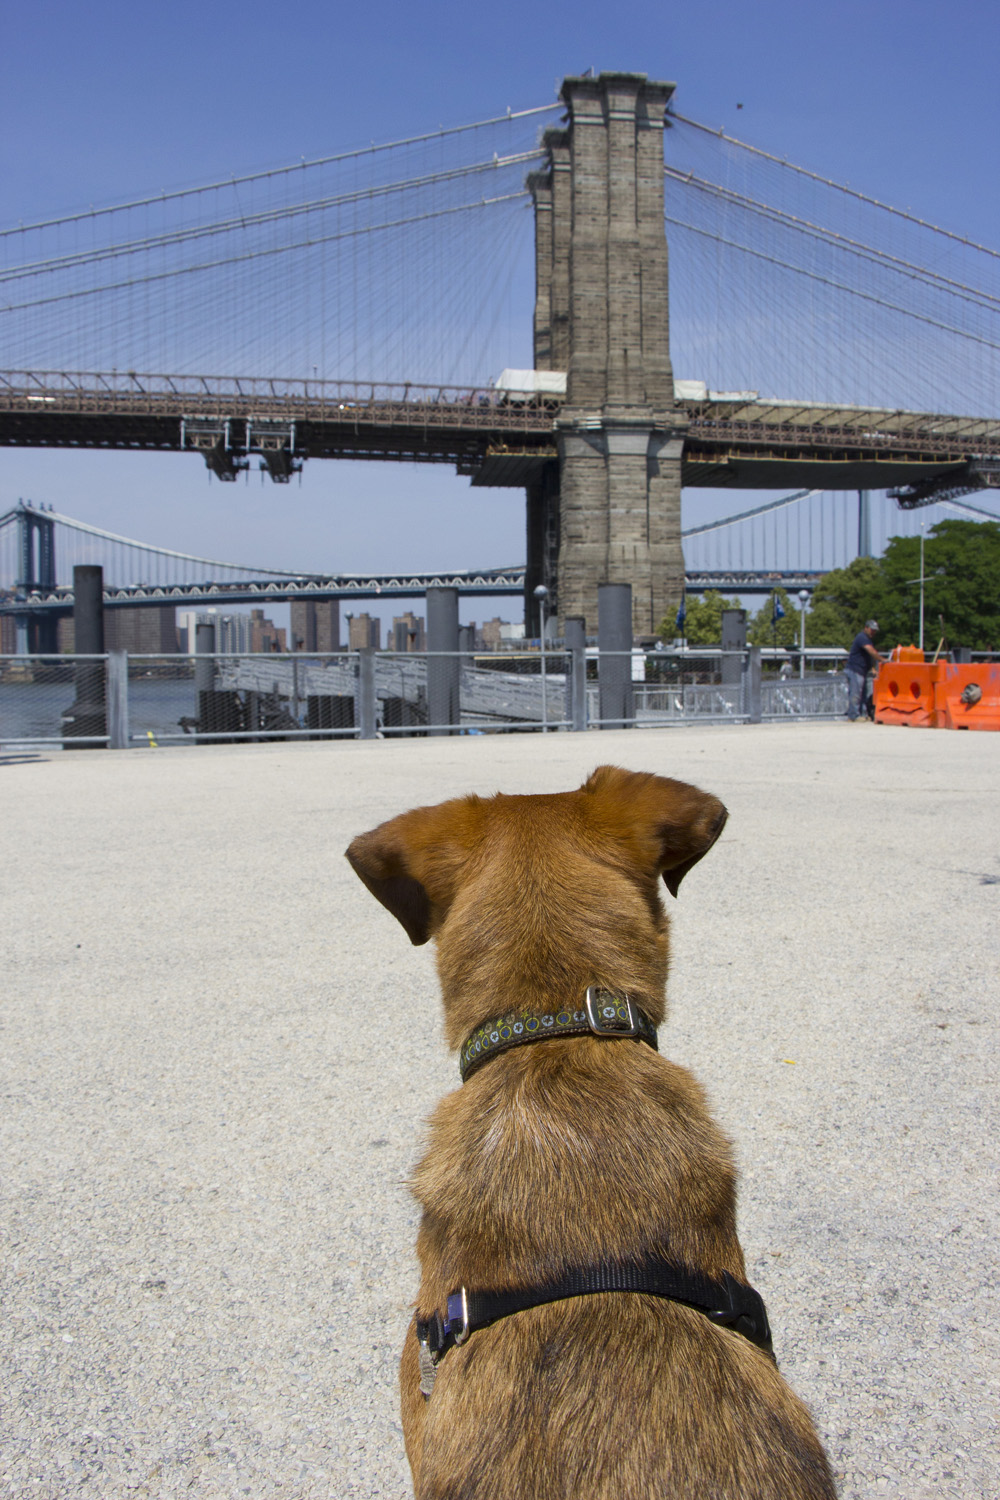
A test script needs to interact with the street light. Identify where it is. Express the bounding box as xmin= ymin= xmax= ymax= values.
xmin=918 ymin=523 xmax=926 ymax=652
xmin=533 ymin=584 xmax=549 ymax=733
xmin=797 ymin=589 xmax=809 ymax=680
